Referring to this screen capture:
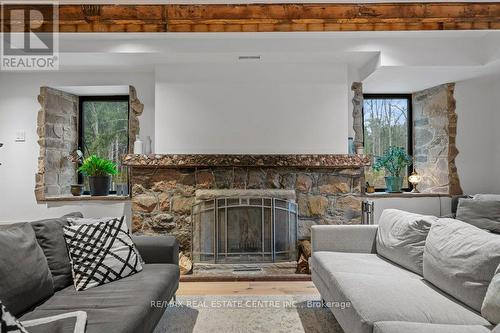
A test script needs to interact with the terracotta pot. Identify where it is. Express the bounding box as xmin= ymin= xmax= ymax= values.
xmin=70 ymin=184 xmax=84 ymax=196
